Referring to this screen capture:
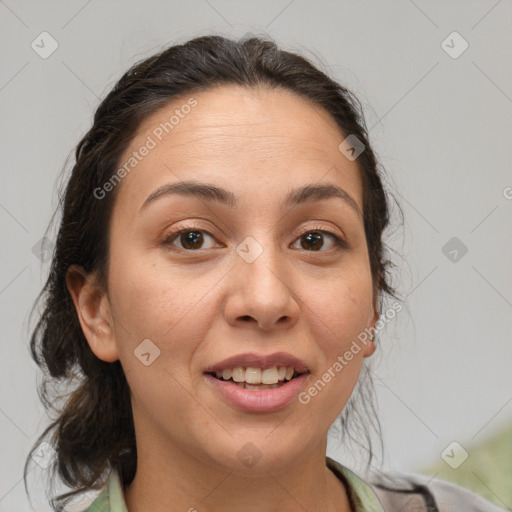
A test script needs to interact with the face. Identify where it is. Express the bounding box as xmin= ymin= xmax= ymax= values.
xmin=79 ymin=85 xmax=379 ymax=473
